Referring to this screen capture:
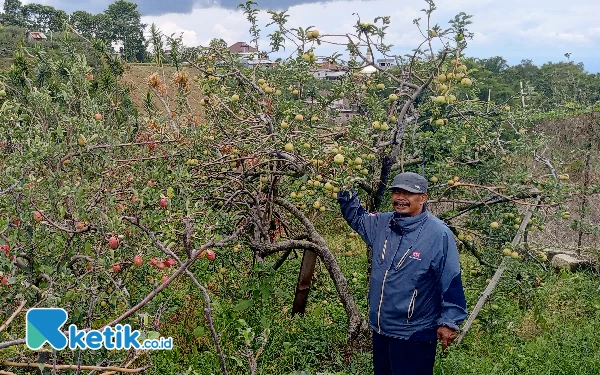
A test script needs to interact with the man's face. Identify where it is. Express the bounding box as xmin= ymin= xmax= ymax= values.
xmin=391 ymin=189 xmax=428 ymax=217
